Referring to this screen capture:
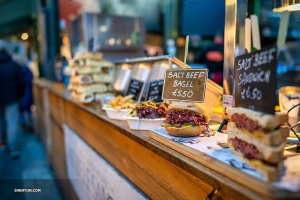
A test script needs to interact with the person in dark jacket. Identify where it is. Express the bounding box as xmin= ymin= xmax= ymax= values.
xmin=18 ymin=63 xmax=34 ymax=132
xmin=0 ymin=40 xmax=24 ymax=158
